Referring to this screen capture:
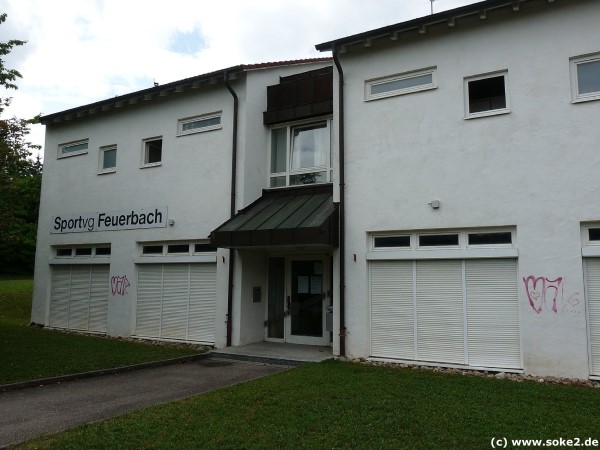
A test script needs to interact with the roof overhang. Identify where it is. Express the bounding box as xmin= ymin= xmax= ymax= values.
xmin=40 ymin=58 xmax=332 ymax=126
xmin=316 ymin=0 xmax=552 ymax=53
xmin=210 ymin=184 xmax=339 ymax=249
